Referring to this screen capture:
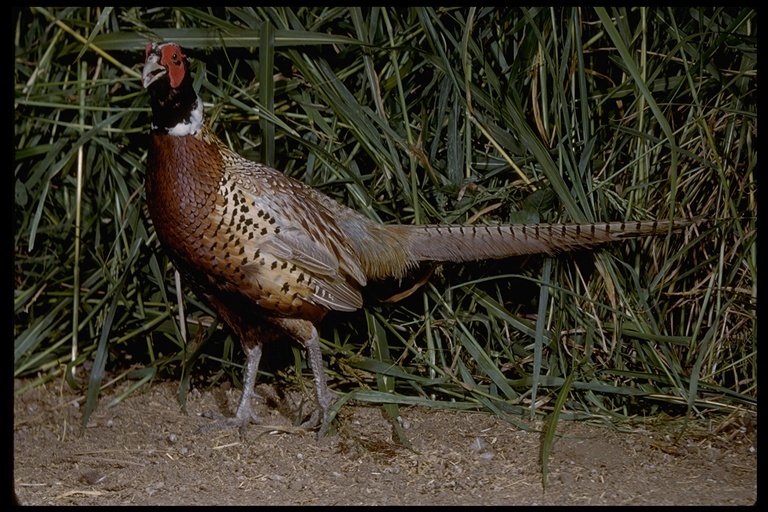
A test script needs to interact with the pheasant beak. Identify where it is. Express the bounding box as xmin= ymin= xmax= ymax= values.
xmin=142 ymin=56 xmax=166 ymax=89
